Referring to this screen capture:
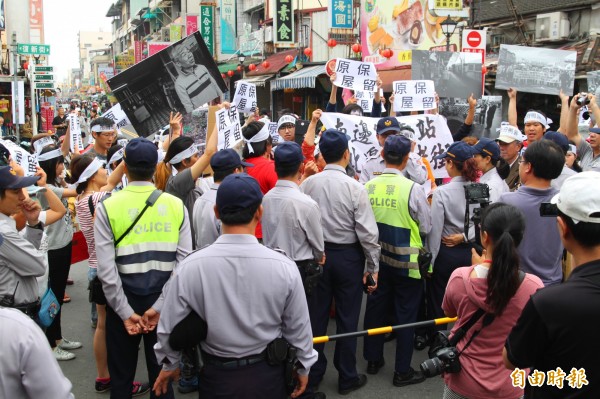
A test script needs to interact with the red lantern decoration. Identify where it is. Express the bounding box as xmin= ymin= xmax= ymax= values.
xmin=262 ymin=61 xmax=270 ymax=69
xmin=303 ymin=48 xmax=312 ymax=57
xmin=482 ymin=65 xmax=488 ymax=74
xmin=237 ymin=65 xmax=243 ymax=72
xmin=248 ymin=64 xmax=257 ymax=71
xmin=352 ymin=43 xmax=361 ymax=54
xmin=327 ymin=39 xmax=337 ymax=48
xmin=285 ymin=55 xmax=294 ymax=64
xmin=227 ymin=70 xmax=234 ymax=77
xmin=22 ymin=61 xmax=29 ymax=70
xmin=221 ymin=73 xmax=227 ymax=79
xmin=382 ymin=48 xmax=393 ymax=59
